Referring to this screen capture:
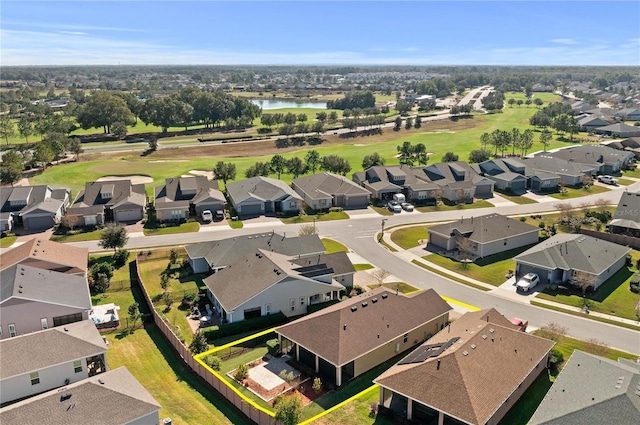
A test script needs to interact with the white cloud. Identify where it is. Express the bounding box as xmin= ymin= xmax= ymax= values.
xmin=59 ymin=31 xmax=87 ymax=36
xmin=550 ymin=38 xmax=578 ymax=45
